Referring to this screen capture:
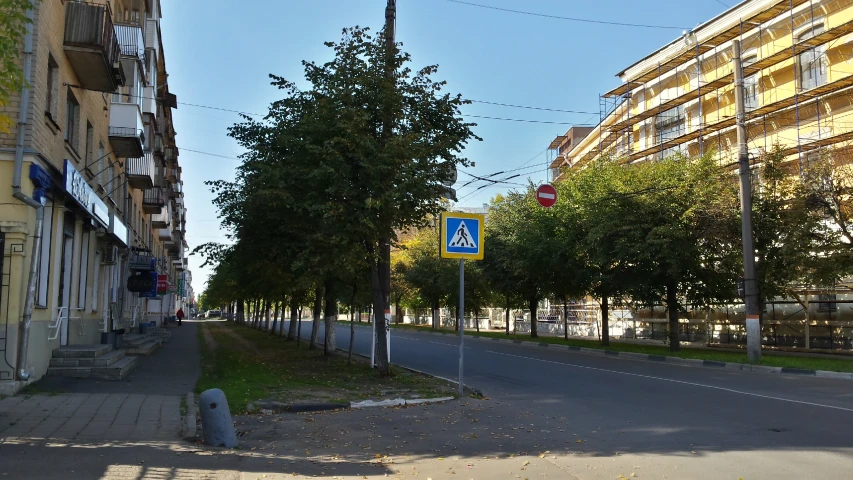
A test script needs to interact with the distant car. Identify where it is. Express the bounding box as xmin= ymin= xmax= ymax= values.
xmin=206 ymin=310 xmax=221 ymax=319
